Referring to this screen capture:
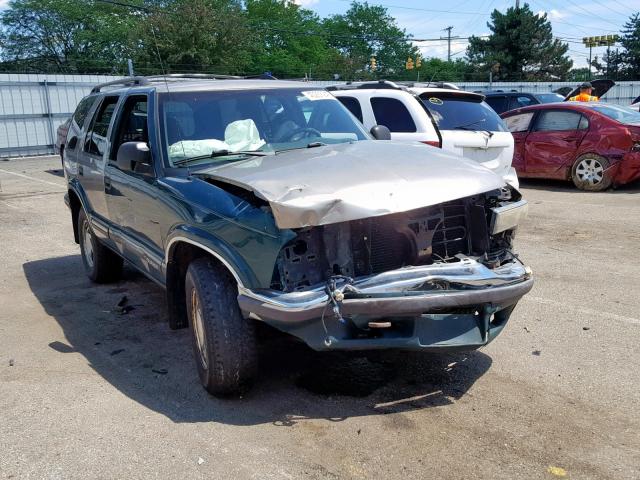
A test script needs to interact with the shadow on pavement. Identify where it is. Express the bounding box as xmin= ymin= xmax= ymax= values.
xmin=24 ymin=254 xmax=492 ymax=426
xmin=519 ymin=177 xmax=640 ymax=194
